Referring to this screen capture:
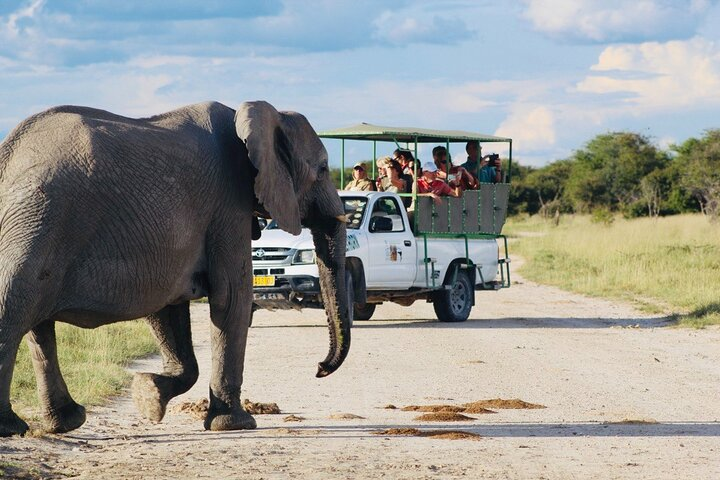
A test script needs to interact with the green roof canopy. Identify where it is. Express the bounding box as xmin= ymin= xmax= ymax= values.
xmin=318 ymin=123 xmax=510 ymax=143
